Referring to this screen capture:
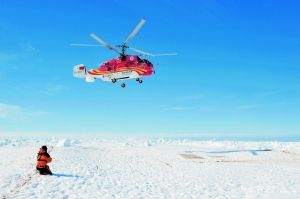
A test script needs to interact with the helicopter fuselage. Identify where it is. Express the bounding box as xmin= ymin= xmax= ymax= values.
xmin=73 ymin=55 xmax=153 ymax=86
